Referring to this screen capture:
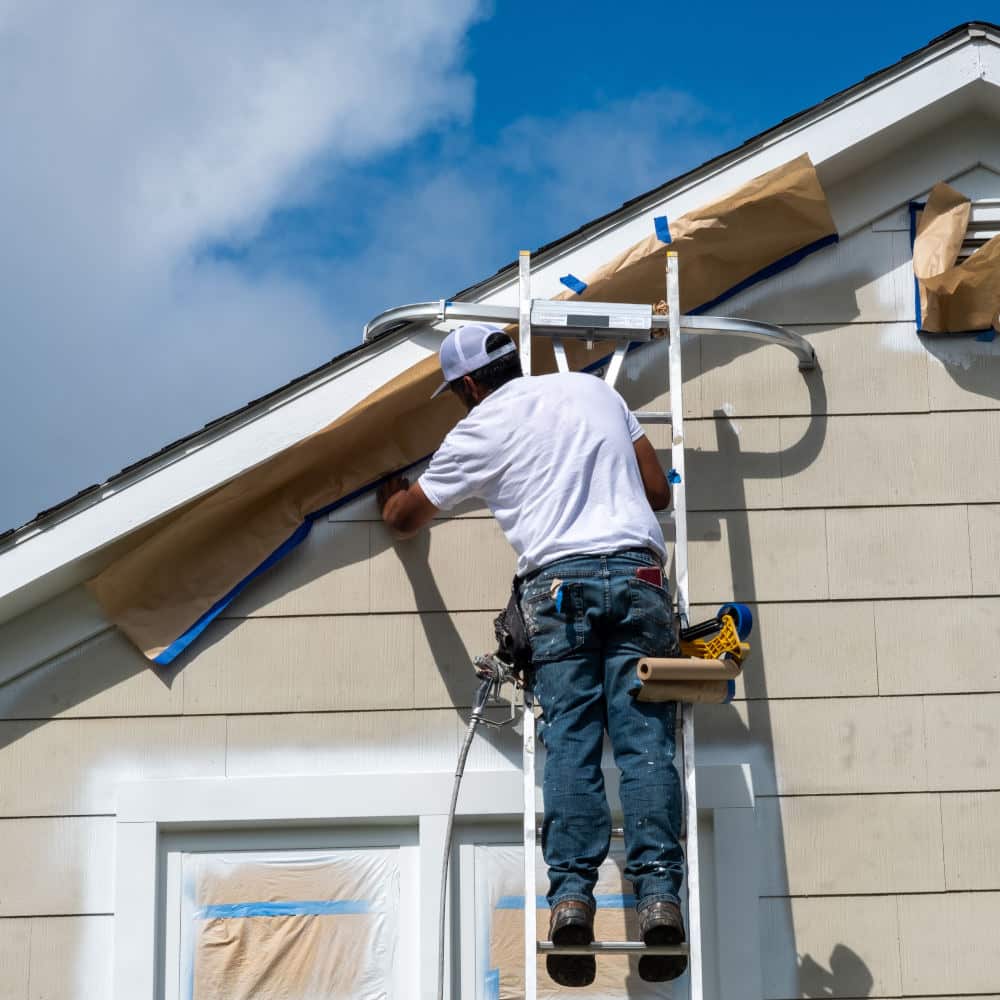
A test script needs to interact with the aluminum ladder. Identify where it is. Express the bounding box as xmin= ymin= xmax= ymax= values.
xmin=361 ymin=254 xmax=816 ymax=999
xmin=517 ymin=248 xmax=698 ymax=999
